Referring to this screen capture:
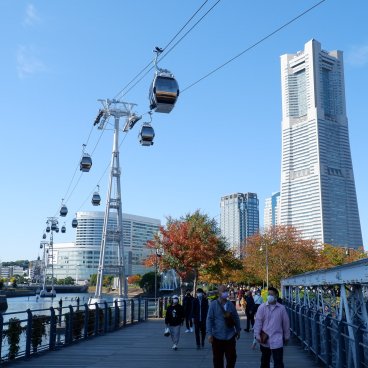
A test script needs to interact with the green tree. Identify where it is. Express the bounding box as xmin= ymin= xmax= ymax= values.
xmin=318 ymin=244 xmax=366 ymax=268
xmin=89 ymin=274 xmax=97 ymax=286
xmin=139 ymin=272 xmax=160 ymax=294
